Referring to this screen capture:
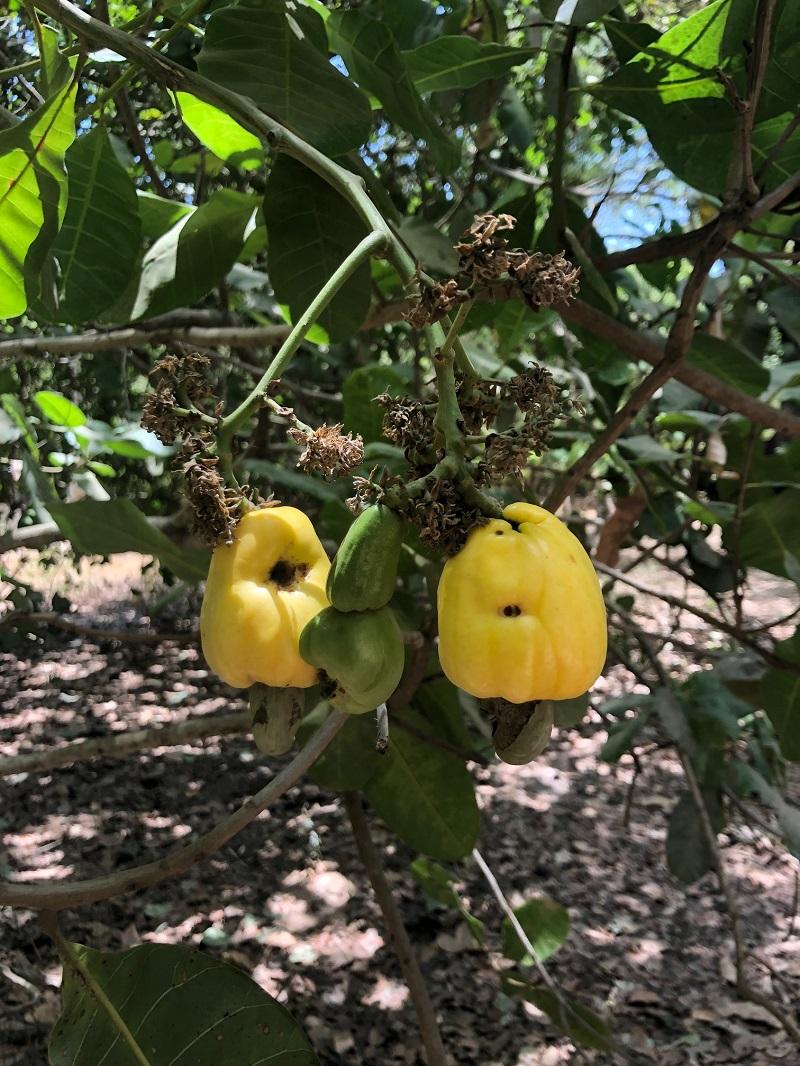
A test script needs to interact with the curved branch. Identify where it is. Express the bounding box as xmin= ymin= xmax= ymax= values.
xmin=0 ymin=610 xmax=196 ymax=644
xmin=0 ymin=711 xmax=249 ymax=778
xmin=0 ymin=711 xmax=347 ymax=910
